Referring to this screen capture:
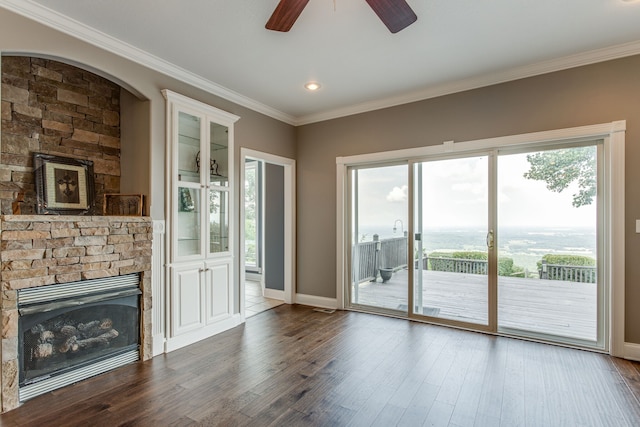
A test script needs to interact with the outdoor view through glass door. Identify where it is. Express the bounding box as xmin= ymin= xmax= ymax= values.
xmin=348 ymin=140 xmax=603 ymax=349
xmin=413 ymin=156 xmax=489 ymax=326
xmin=350 ymin=164 xmax=408 ymax=312
xmin=497 ymin=144 xmax=600 ymax=344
